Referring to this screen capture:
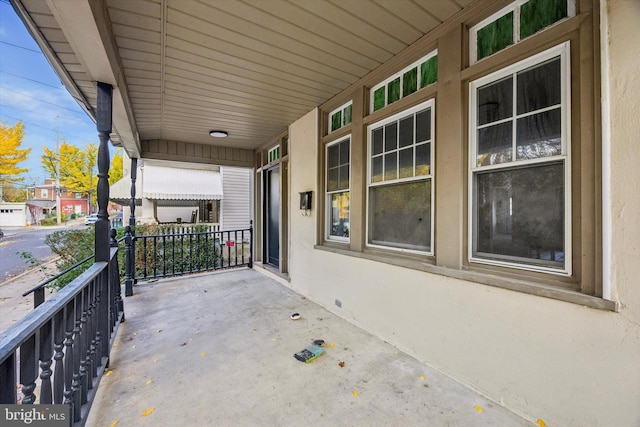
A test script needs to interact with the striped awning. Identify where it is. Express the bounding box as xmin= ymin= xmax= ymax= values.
xmin=110 ymin=165 xmax=223 ymax=203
